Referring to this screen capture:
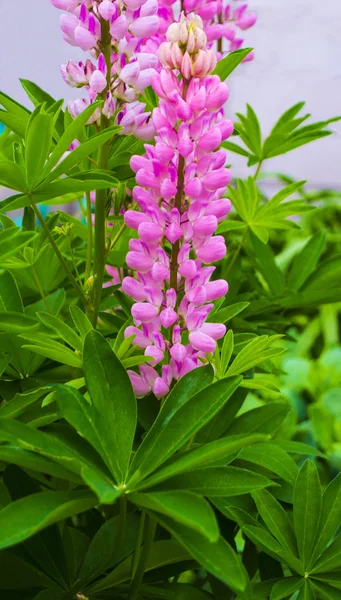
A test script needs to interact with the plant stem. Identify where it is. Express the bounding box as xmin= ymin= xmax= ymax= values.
xmin=253 ymin=161 xmax=263 ymax=180
xmin=28 ymin=195 xmax=88 ymax=307
xmin=169 ymin=79 xmax=189 ymax=303
xmin=217 ymin=14 xmax=223 ymax=54
xmin=224 ymin=226 xmax=248 ymax=277
xmin=131 ymin=511 xmax=146 ymax=579
xmin=91 ymin=17 xmax=112 ymax=327
xmin=112 ymin=496 xmax=127 ymax=560
xmin=128 ymin=515 xmax=157 ymax=600
xmin=85 ymin=191 xmax=93 ymax=280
